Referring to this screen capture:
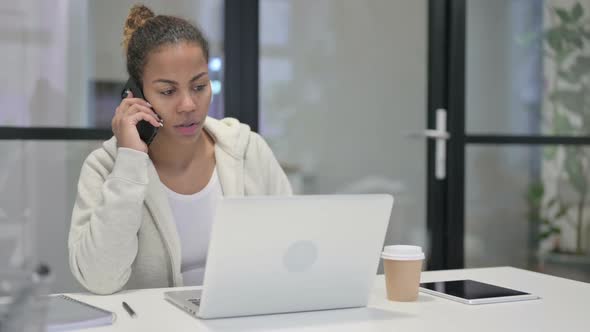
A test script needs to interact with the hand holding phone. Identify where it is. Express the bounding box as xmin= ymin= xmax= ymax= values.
xmin=121 ymin=78 xmax=161 ymax=146
xmin=111 ymin=79 xmax=162 ymax=153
